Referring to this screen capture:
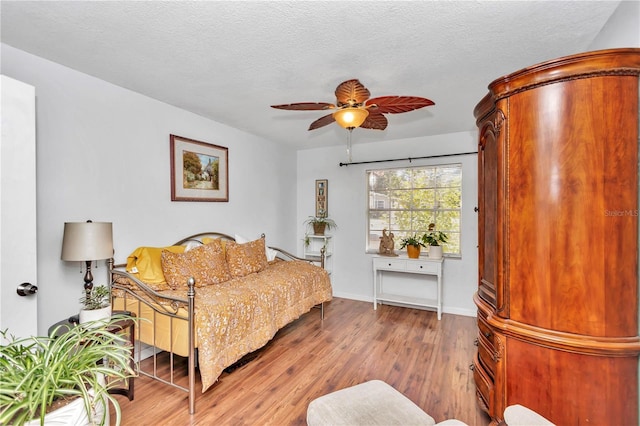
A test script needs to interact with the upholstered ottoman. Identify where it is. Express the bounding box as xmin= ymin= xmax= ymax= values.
xmin=306 ymin=380 xmax=468 ymax=426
